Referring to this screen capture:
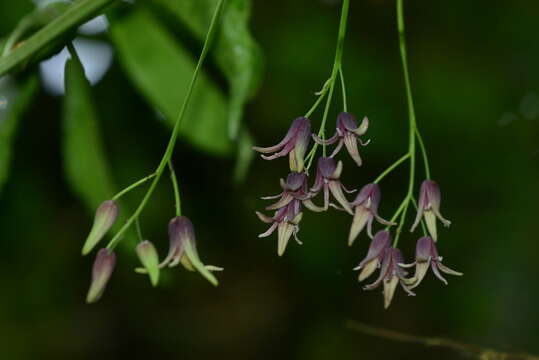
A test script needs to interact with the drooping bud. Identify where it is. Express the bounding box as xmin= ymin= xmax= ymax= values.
xmin=136 ymin=240 xmax=160 ymax=287
xmin=86 ymin=248 xmax=116 ymax=303
xmin=353 ymin=230 xmax=391 ymax=281
xmin=82 ymin=200 xmax=119 ymax=255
